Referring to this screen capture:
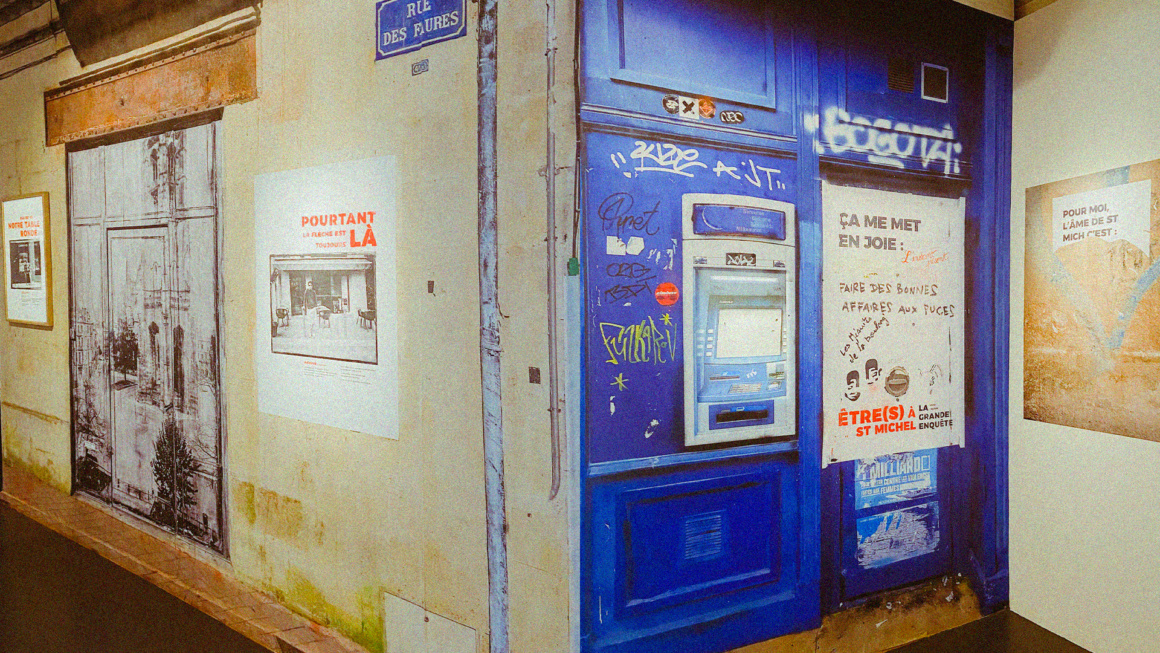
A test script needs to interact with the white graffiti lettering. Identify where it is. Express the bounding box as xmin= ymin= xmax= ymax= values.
xmin=818 ymin=107 xmax=963 ymax=175
xmin=611 ymin=143 xmax=786 ymax=190
xmin=629 ymin=141 xmax=708 ymax=177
